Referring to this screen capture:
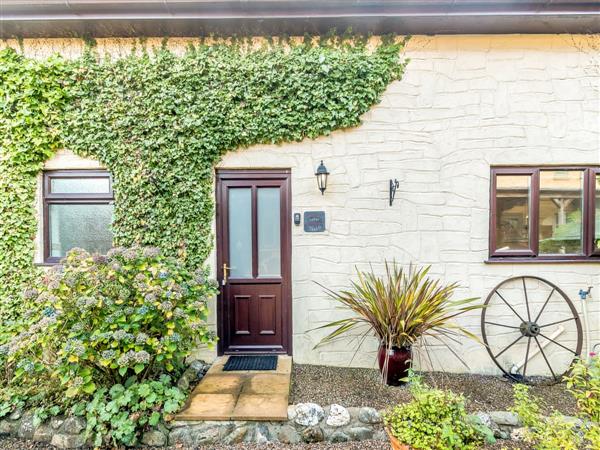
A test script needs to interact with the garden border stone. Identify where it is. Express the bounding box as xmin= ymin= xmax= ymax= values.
xmin=0 ymin=403 xmax=533 ymax=448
